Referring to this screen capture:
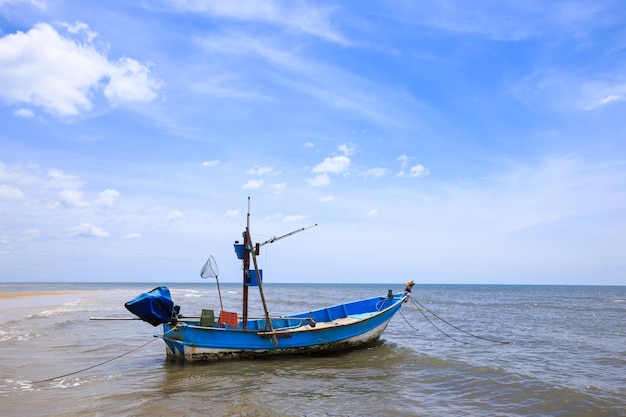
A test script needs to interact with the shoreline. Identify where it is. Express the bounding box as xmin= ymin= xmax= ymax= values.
xmin=0 ymin=291 xmax=88 ymax=300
